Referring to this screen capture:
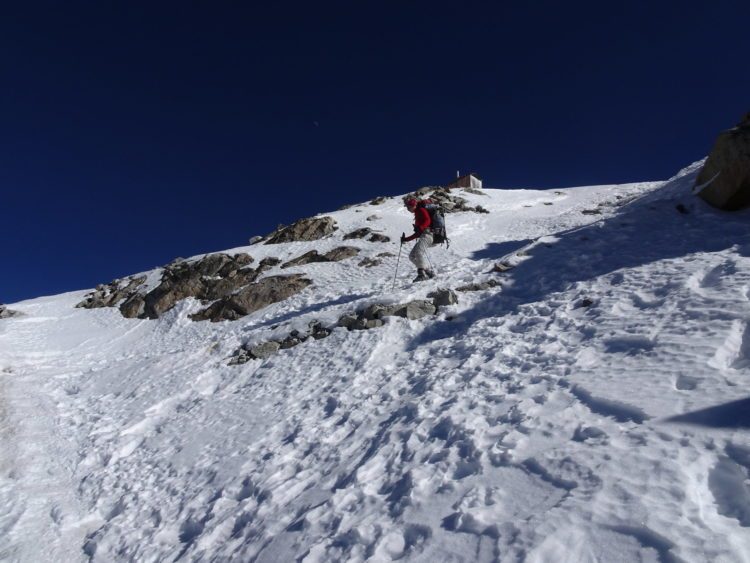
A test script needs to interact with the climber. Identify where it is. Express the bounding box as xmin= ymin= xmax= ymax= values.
xmin=400 ymin=197 xmax=435 ymax=282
